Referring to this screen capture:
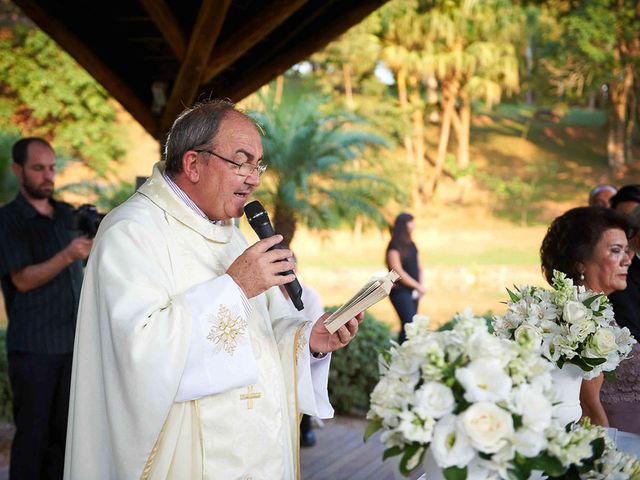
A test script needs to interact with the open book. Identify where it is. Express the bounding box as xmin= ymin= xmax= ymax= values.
xmin=324 ymin=270 xmax=400 ymax=334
